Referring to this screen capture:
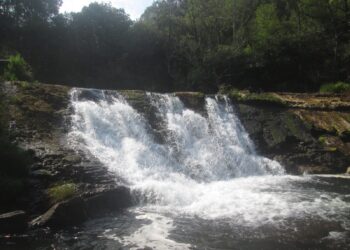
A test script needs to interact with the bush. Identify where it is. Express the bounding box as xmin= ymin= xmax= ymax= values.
xmin=319 ymin=82 xmax=350 ymax=94
xmin=3 ymin=54 xmax=33 ymax=81
xmin=47 ymin=183 xmax=77 ymax=203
